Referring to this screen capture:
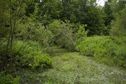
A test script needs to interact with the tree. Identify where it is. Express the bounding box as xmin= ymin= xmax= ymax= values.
xmin=0 ymin=0 xmax=10 ymax=39
xmin=103 ymin=0 xmax=114 ymax=35
xmin=111 ymin=8 xmax=126 ymax=37
xmin=115 ymin=0 xmax=126 ymax=13
xmin=36 ymin=0 xmax=62 ymax=26
xmin=0 ymin=0 xmax=36 ymax=71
